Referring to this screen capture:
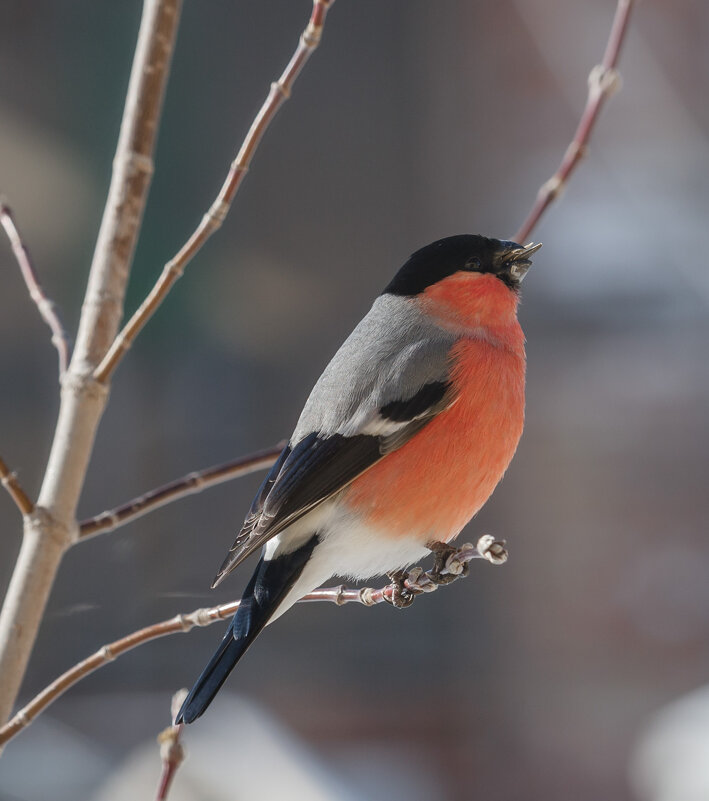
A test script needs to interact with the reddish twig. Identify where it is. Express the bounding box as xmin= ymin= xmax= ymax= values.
xmin=78 ymin=442 xmax=284 ymax=540
xmin=513 ymin=0 xmax=635 ymax=244
xmin=0 ymin=202 xmax=70 ymax=377
xmin=0 ymin=455 xmax=34 ymax=517
xmin=155 ymin=690 xmax=188 ymax=801
xmin=0 ymin=536 xmax=506 ymax=749
xmin=93 ymin=0 xmax=336 ymax=383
